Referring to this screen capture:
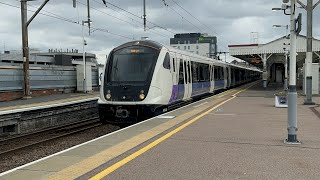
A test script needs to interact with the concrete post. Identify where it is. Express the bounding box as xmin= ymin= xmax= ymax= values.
xmin=304 ymin=0 xmax=315 ymax=105
xmin=263 ymin=54 xmax=267 ymax=88
xmin=284 ymin=53 xmax=288 ymax=90
xmin=286 ymin=0 xmax=299 ymax=144
xmin=82 ymin=21 xmax=87 ymax=93
xmin=21 ymin=0 xmax=31 ymax=99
